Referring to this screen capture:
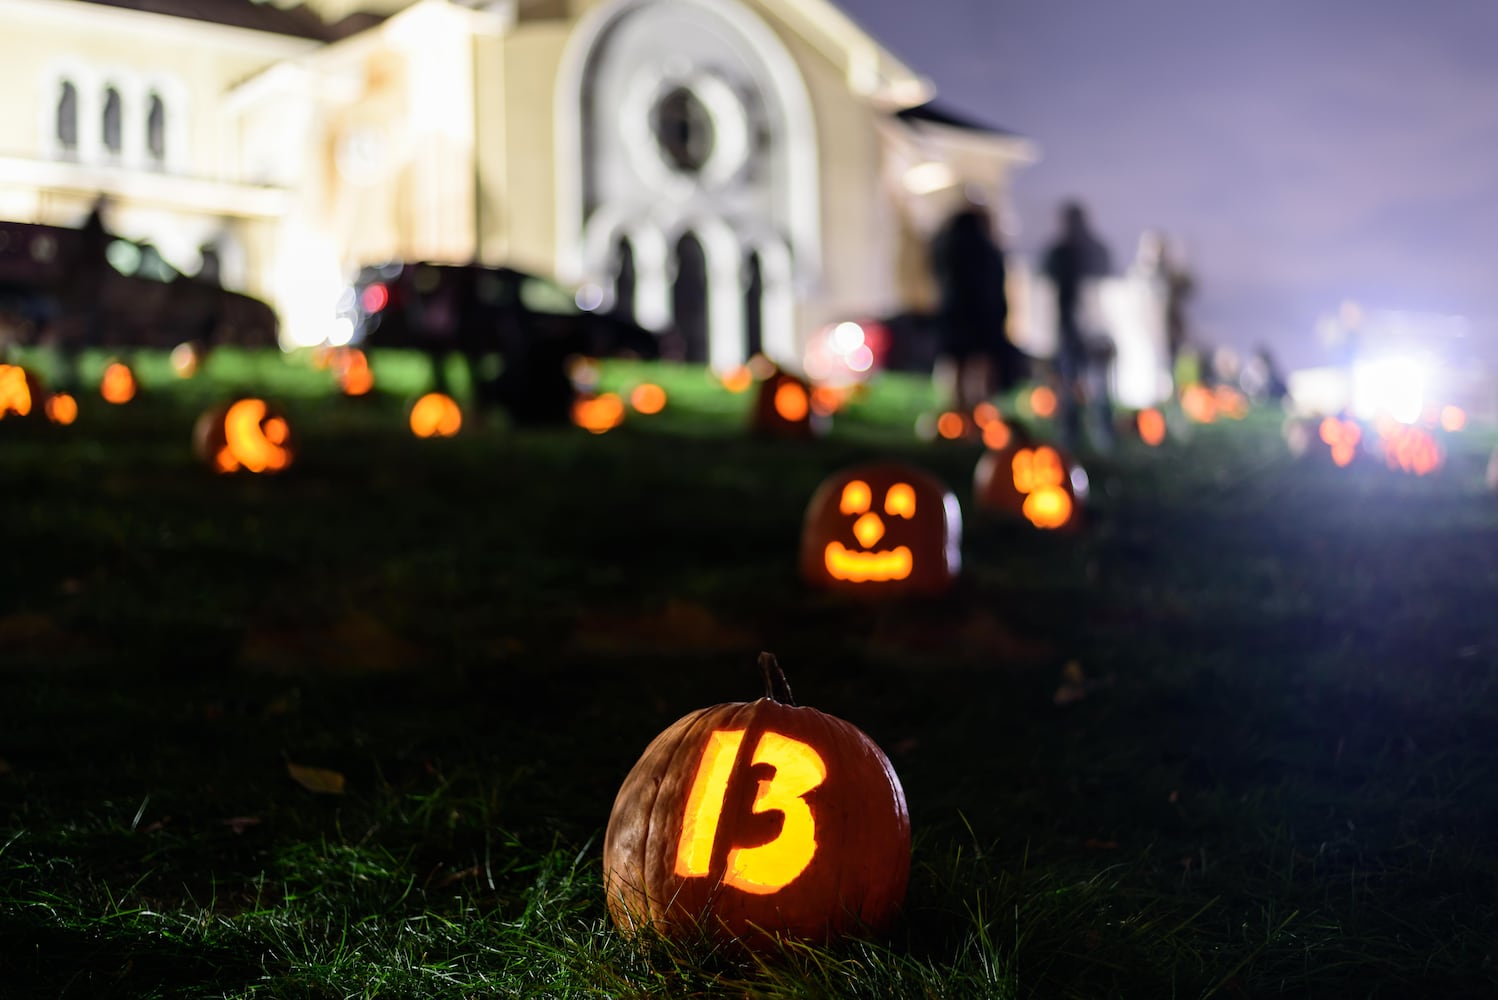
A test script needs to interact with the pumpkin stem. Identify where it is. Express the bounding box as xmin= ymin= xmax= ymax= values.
xmin=758 ymin=651 xmax=796 ymax=706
